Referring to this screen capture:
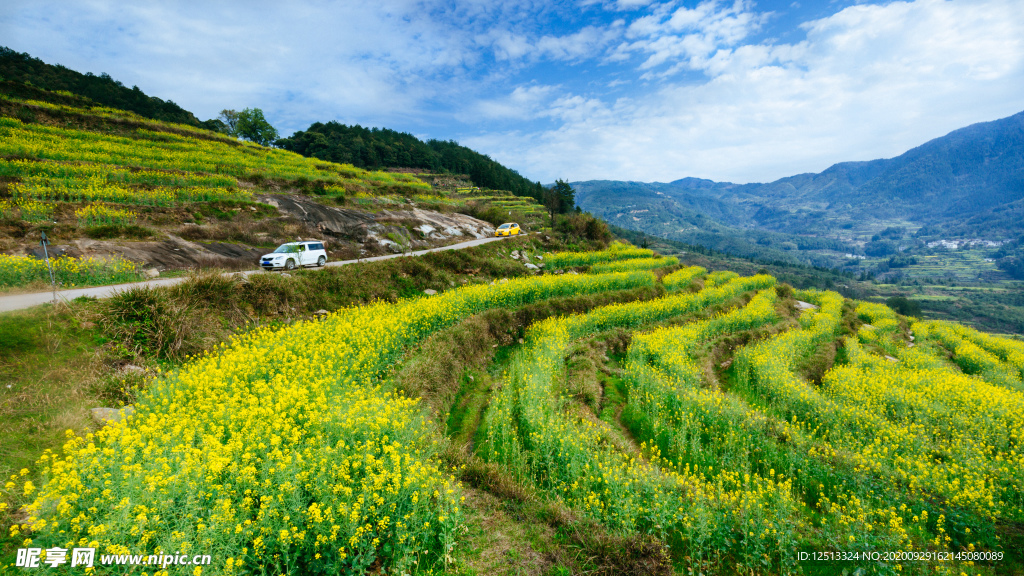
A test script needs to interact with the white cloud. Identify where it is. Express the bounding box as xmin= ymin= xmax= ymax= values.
xmin=0 ymin=0 xmax=479 ymax=132
xmin=489 ymin=31 xmax=535 ymax=61
xmin=468 ymin=84 xmax=559 ymax=120
xmin=2 ymin=0 xmax=1022 ymax=187
xmin=614 ymin=0 xmax=766 ymax=75
xmin=535 ymin=24 xmax=624 ymax=61
xmin=477 ymin=19 xmax=625 ymax=64
xmin=470 ymin=0 xmax=1024 ymax=183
